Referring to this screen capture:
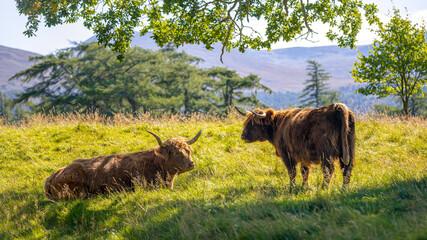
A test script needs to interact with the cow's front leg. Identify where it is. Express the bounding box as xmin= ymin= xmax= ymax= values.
xmin=282 ymin=157 xmax=297 ymax=188
xmin=321 ymin=156 xmax=335 ymax=189
xmin=301 ymin=164 xmax=311 ymax=187
xmin=164 ymin=174 xmax=176 ymax=189
xmin=288 ymin=165 xmax=297 ymax=188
